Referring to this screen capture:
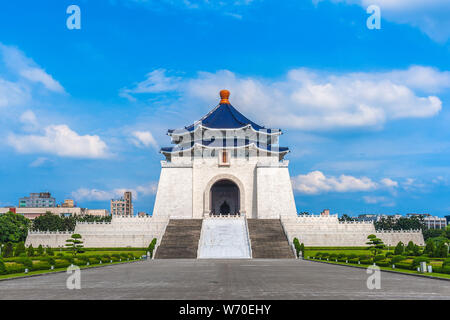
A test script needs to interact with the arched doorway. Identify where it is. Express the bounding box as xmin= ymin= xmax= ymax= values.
xmin=210 ymin=179 xmax=240 ymax=215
